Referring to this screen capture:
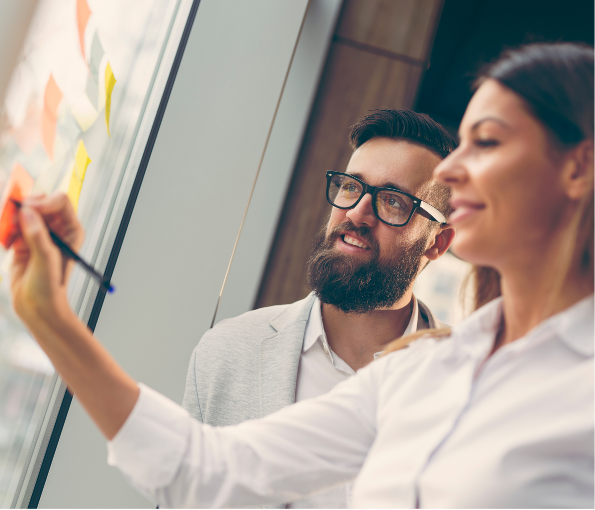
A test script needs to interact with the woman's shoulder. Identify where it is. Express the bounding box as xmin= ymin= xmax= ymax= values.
xmin=366 ymin=333 xmax=454 ymax=385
